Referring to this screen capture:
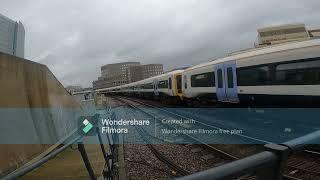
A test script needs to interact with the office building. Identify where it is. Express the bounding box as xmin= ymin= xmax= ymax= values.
xmin=255 ymin=23 xmax=320 ymax=47
xmin=0 ymin=13 xmax=25 ymax=58
xmin=127 ymin=64 xmax=163 ymax=83
xmin=101 ymin=62 xmax=140 ymax=84
xmin=309 ymin=29 xmax=320 ymax=38
xmin=93 ymin=62 xmax=164 ymax=89
xmin=93 ymin=62 xmax=140 ymax=89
